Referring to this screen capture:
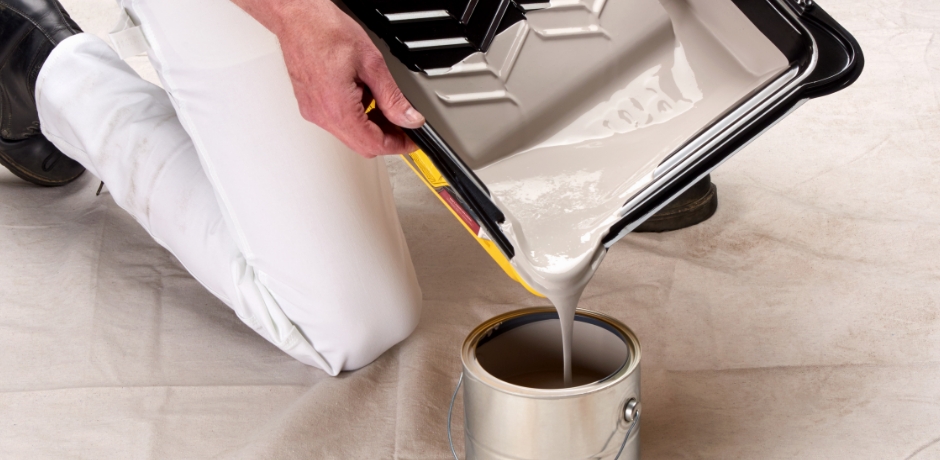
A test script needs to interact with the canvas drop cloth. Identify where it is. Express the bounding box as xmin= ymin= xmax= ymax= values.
xmin=2 ymin=1 xmax=939 ymax=458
